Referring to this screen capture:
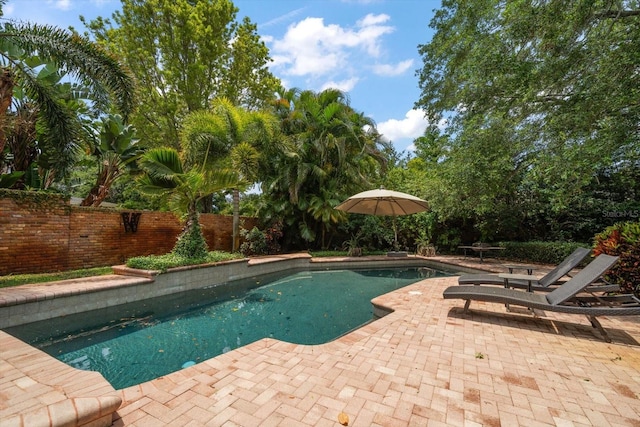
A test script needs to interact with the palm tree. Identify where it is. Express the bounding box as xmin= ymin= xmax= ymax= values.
xmin=307 ymin=186 xmax=347 ymax=249
xmin=137 ymin=147 xmax=238 ymax=258
xmin=262 ymin=88 xmax=389 ymax=248
xmin=0 ymin=6 xmax=135 ymax=185
xmin=181 ymin=98 xmax=280 ymax=251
